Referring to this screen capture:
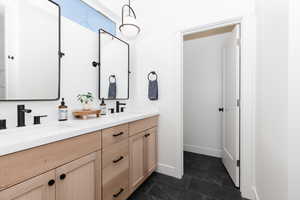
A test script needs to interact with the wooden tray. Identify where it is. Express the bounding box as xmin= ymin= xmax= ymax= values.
xmin=73 ymin=109 xmax=101 ymax=120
